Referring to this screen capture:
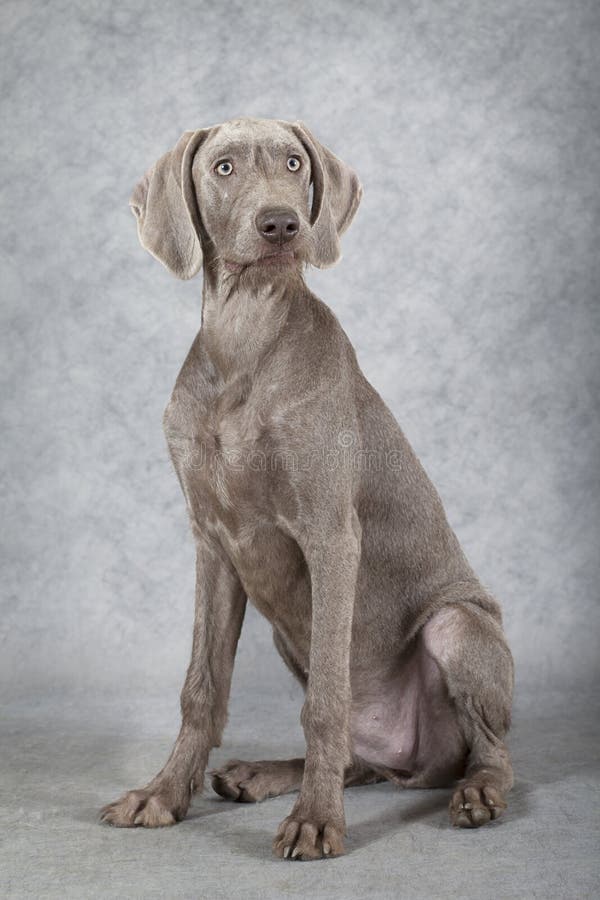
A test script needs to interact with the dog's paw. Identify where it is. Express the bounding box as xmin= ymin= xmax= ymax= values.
xmin=211 ymin=759 xmax=269 ymax=802
xmin=100 ymin=786 xmax=188 ymax=828
xmin=273 ymin=813 xmax=345 ymax=860
xmin=450 ymin=782 xmax=507 ymax=828
xmin=210 ymin=758 xmax=301 ymax=803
